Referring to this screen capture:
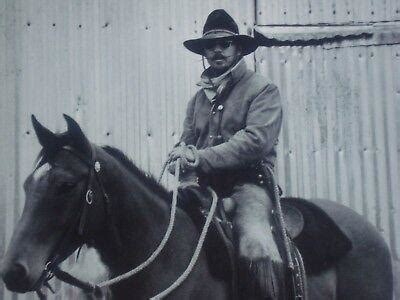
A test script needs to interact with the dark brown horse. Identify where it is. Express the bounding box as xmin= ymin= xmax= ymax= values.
xmin=0 ymin=115 xmax=393 ymax=299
